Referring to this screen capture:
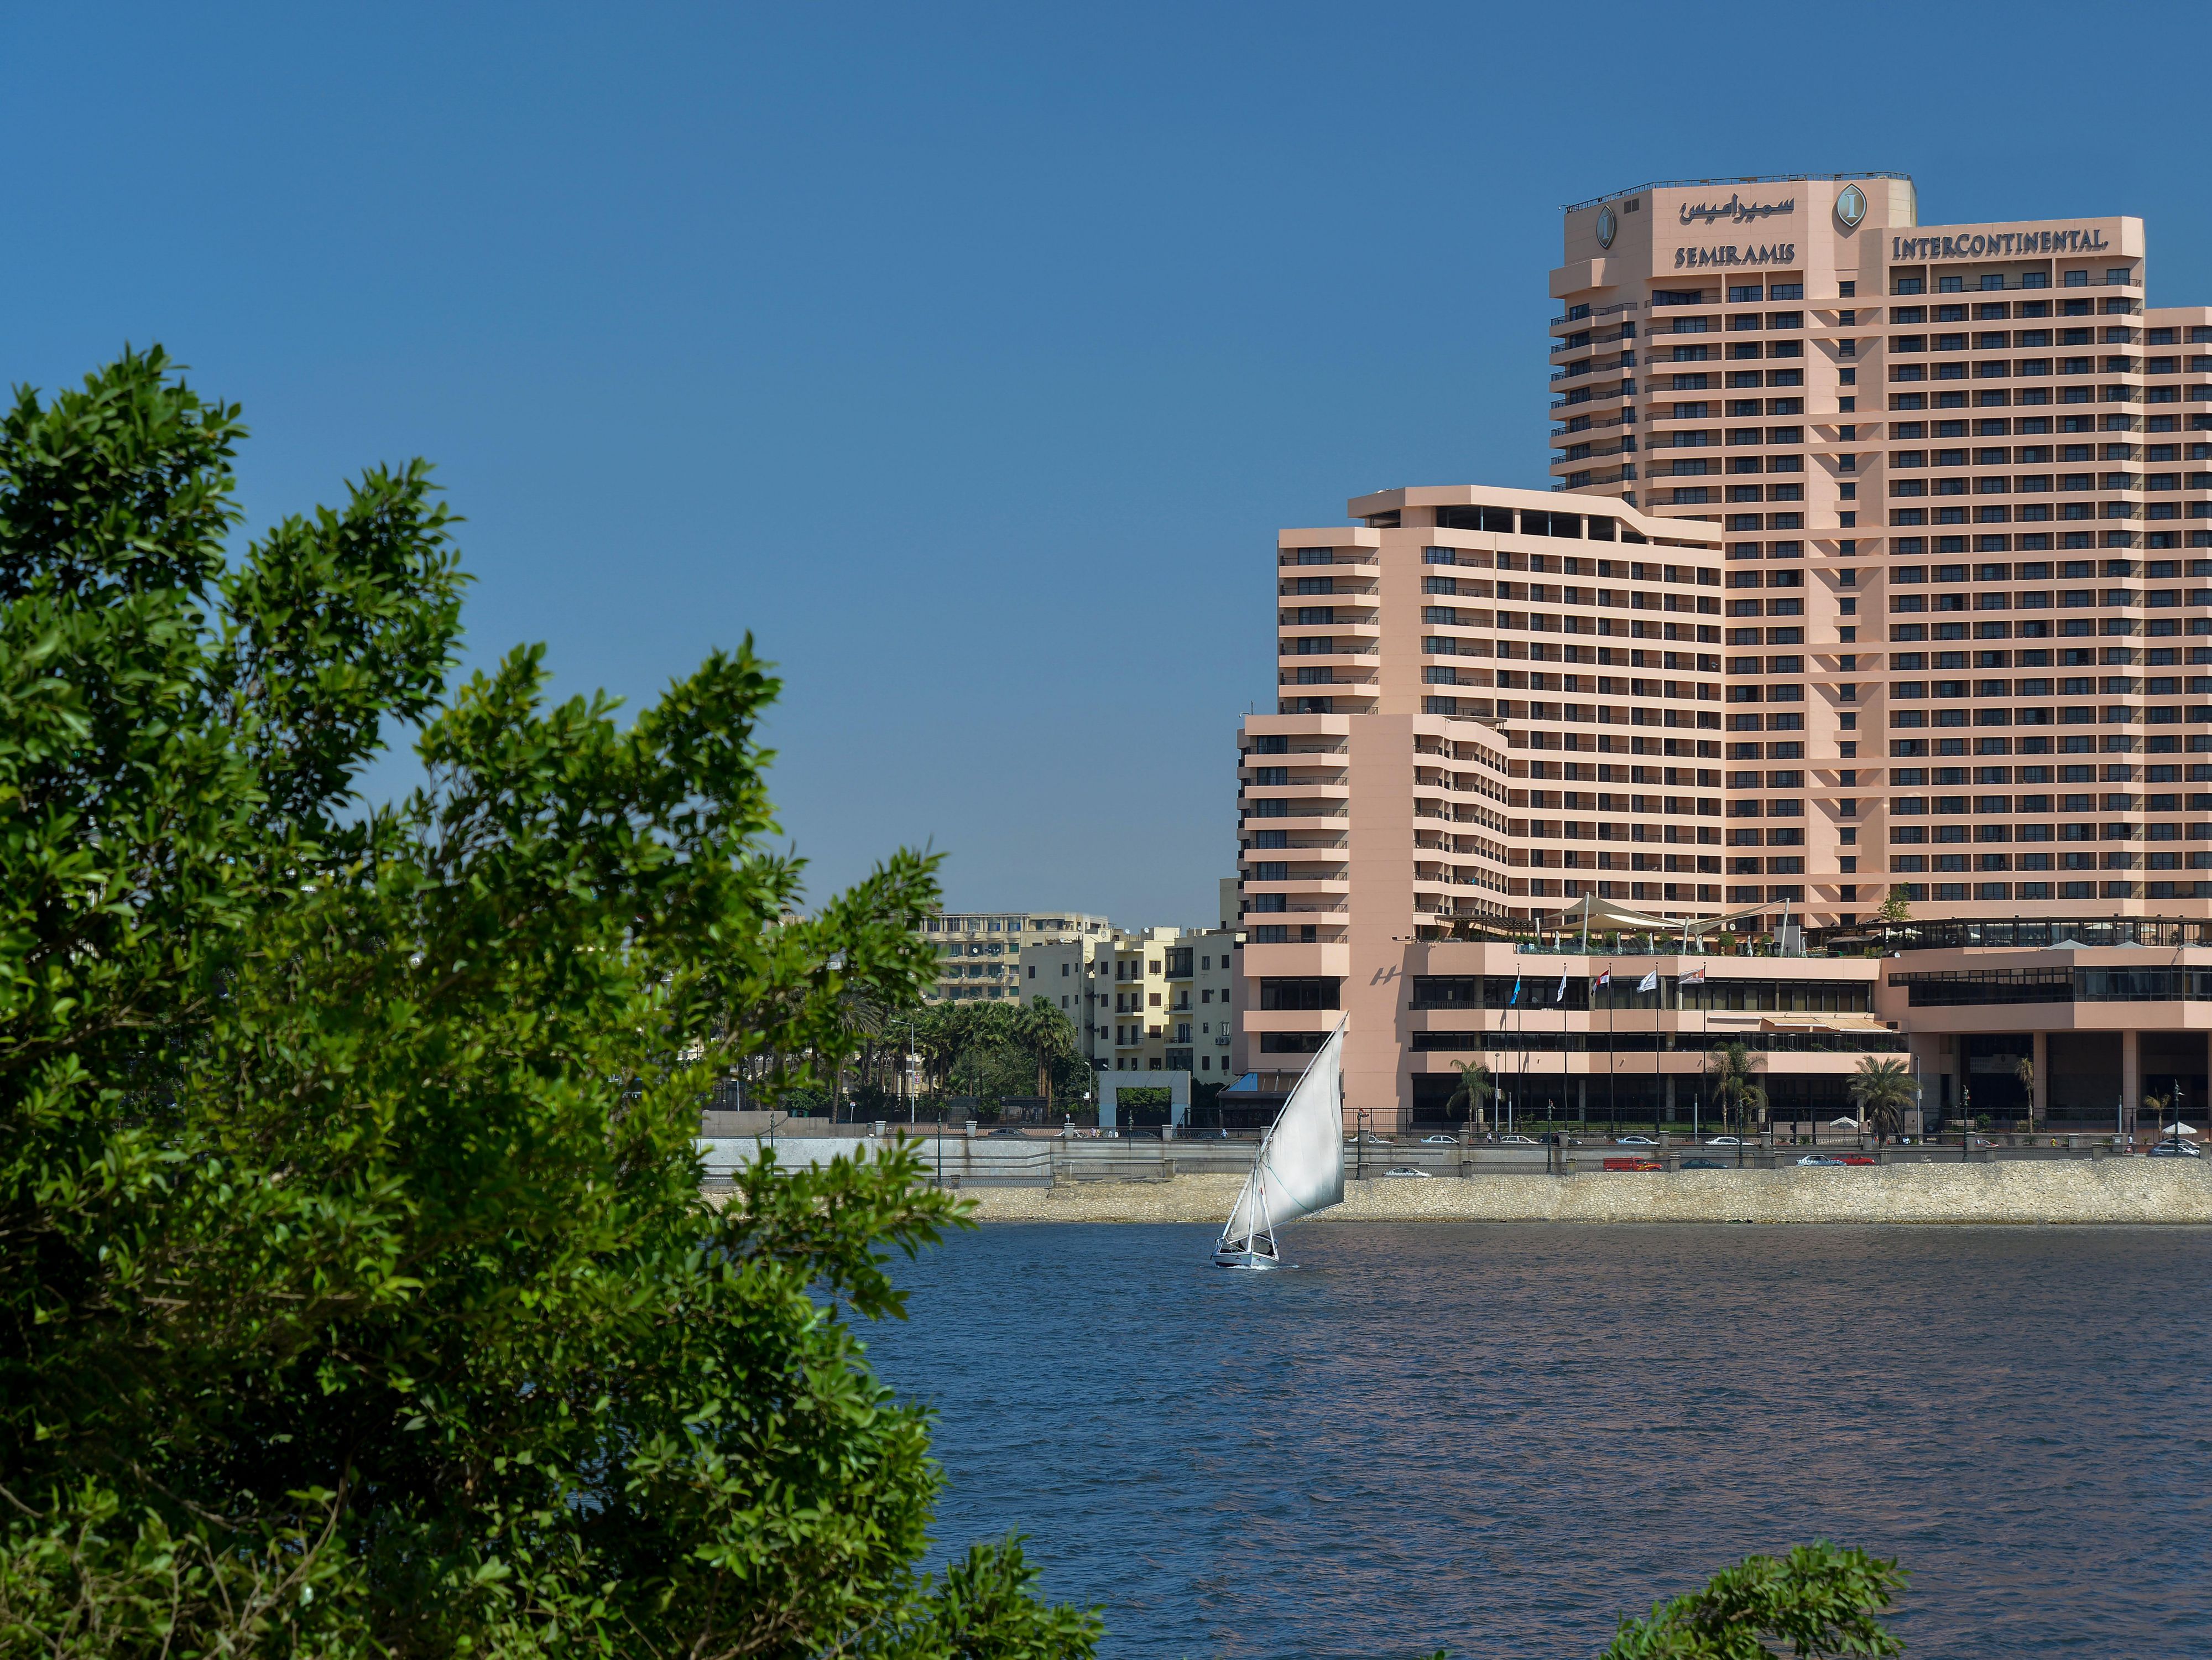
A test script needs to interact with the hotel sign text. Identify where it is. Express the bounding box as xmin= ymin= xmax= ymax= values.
xmin=1892 ymin=228 xmax=2111 ymax=261
xmin=1673 ymin=242 xmax=1797 ymax=269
